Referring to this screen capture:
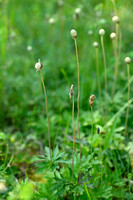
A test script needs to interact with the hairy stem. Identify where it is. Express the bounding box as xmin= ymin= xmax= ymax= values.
xmin=74 ymin=38 xmax=81 ymax=162
xmin=40 ymin=70 xmax=52 ymax=161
